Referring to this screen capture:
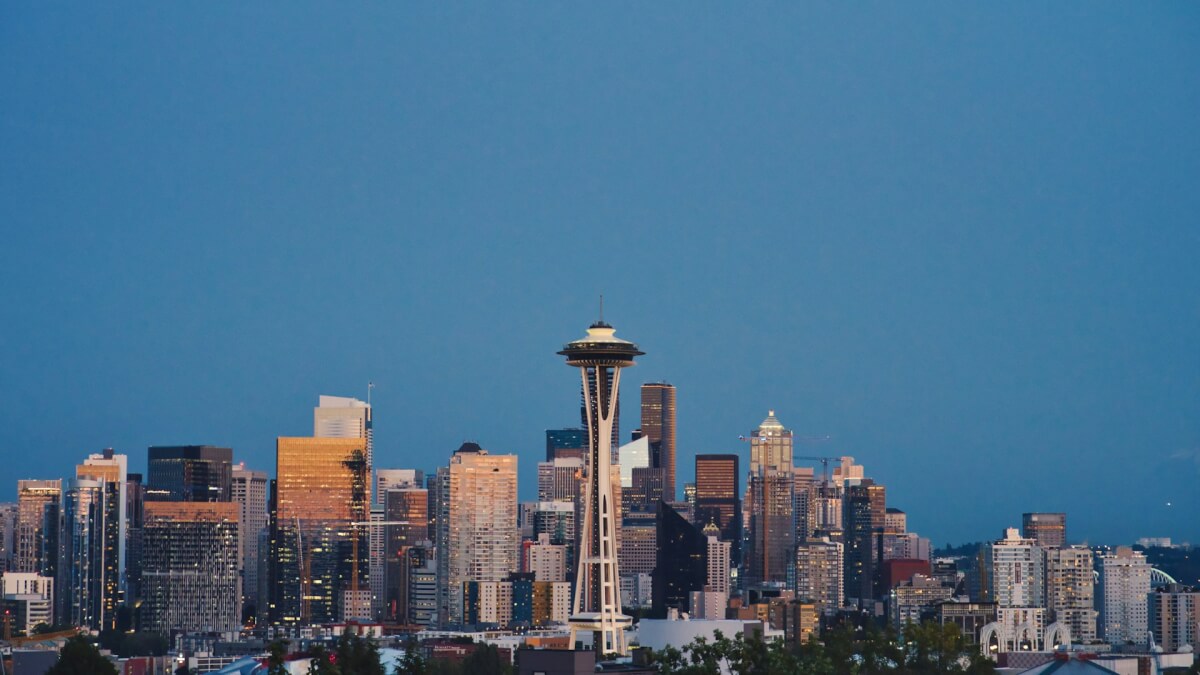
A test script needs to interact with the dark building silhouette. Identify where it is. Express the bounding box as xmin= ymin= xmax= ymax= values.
xmin=843 ymin=480 xmax=886 ymax=603
xmin=1022 ymin=512 xmax=1066 ymax=549
xmin=694 ymin=454 xmax=741 ymax=565
xmin=652 ymin=501 xmax=706 ymax=616
xmin=545 ymin=428 xmax=587 ymax=462
xmin=147 ymin=445 xmax=233 ymax=502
